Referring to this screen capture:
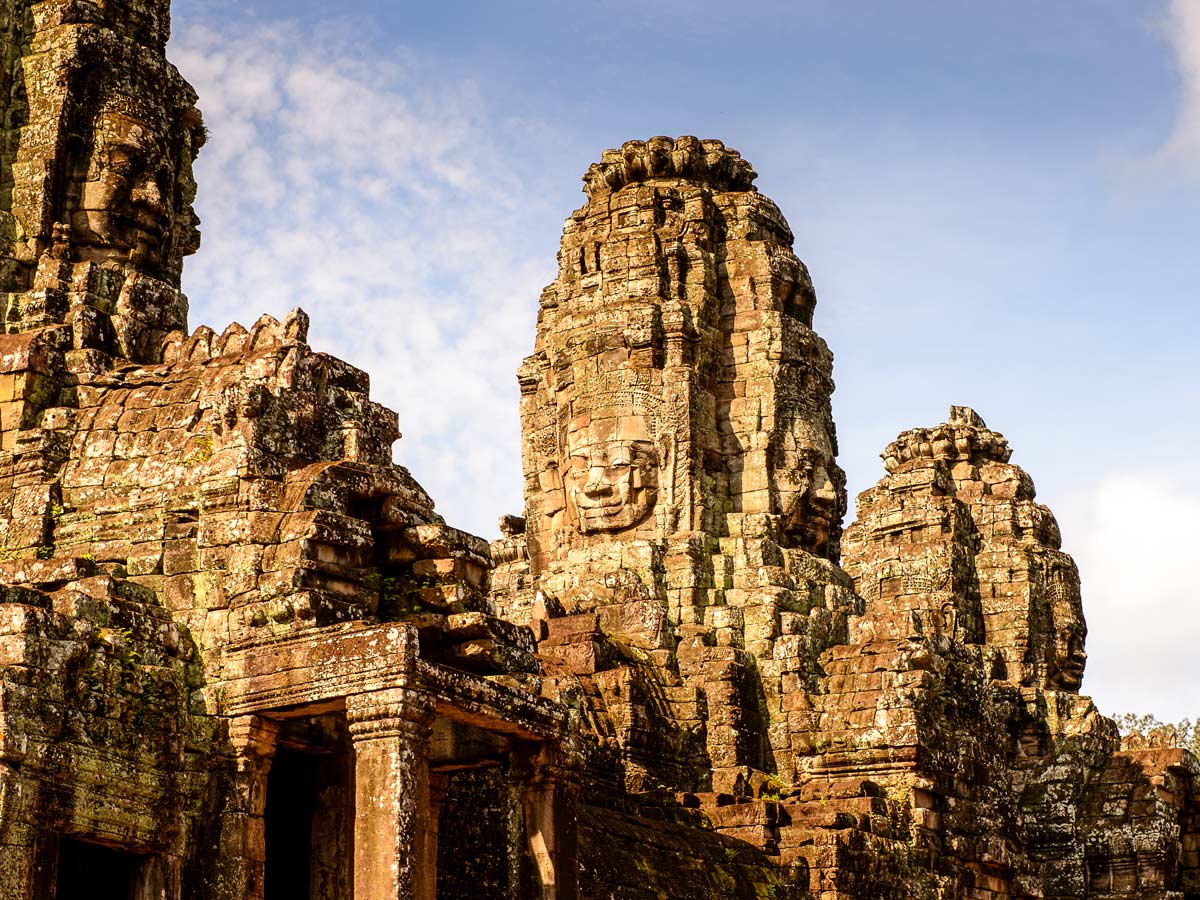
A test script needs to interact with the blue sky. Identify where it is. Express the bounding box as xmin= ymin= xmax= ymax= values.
xmin=168 ymin=1 xmax=1200 ymax=722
